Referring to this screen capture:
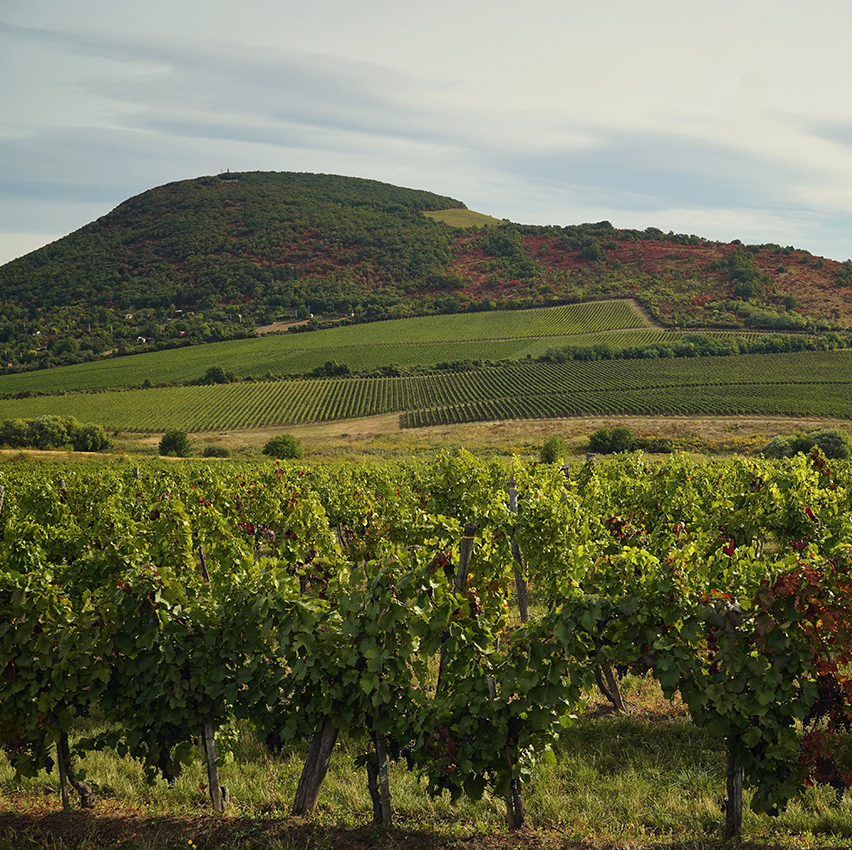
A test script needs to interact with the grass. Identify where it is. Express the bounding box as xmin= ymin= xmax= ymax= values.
xmin=4 ymin=676 xmax=852 ymax=849
xmin=423 ymin=208 xmax=501 ymax=228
